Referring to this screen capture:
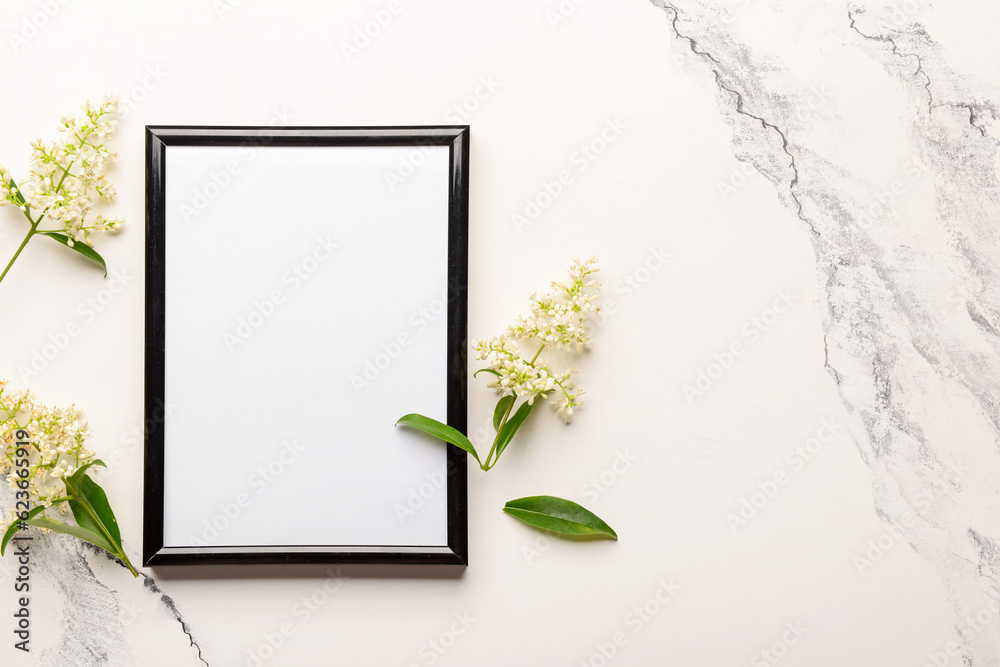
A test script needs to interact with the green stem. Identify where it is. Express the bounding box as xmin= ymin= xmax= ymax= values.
xmin=529 ymin=344 xmax=544 ymax=365
xmin=0 ymin=150 xmax=85 ymax=286
xmin=479 ymin=342 xmax=547 ymax=471
xmin=482 ymin=399 xmax=516 ymax=470
xmin=0 ymin=216 xmax=39 ymax=285
xmin=53 ymin=156 xmax=77 ymax=193
xmin=65 ymin=479 xmax=138 ymax=577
